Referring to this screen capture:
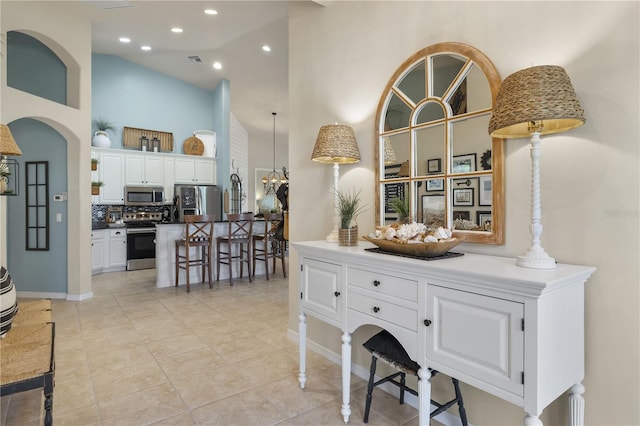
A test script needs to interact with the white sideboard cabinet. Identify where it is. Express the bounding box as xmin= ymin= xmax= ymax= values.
xmin=293 ymin=241 xmax=596 ymax=426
